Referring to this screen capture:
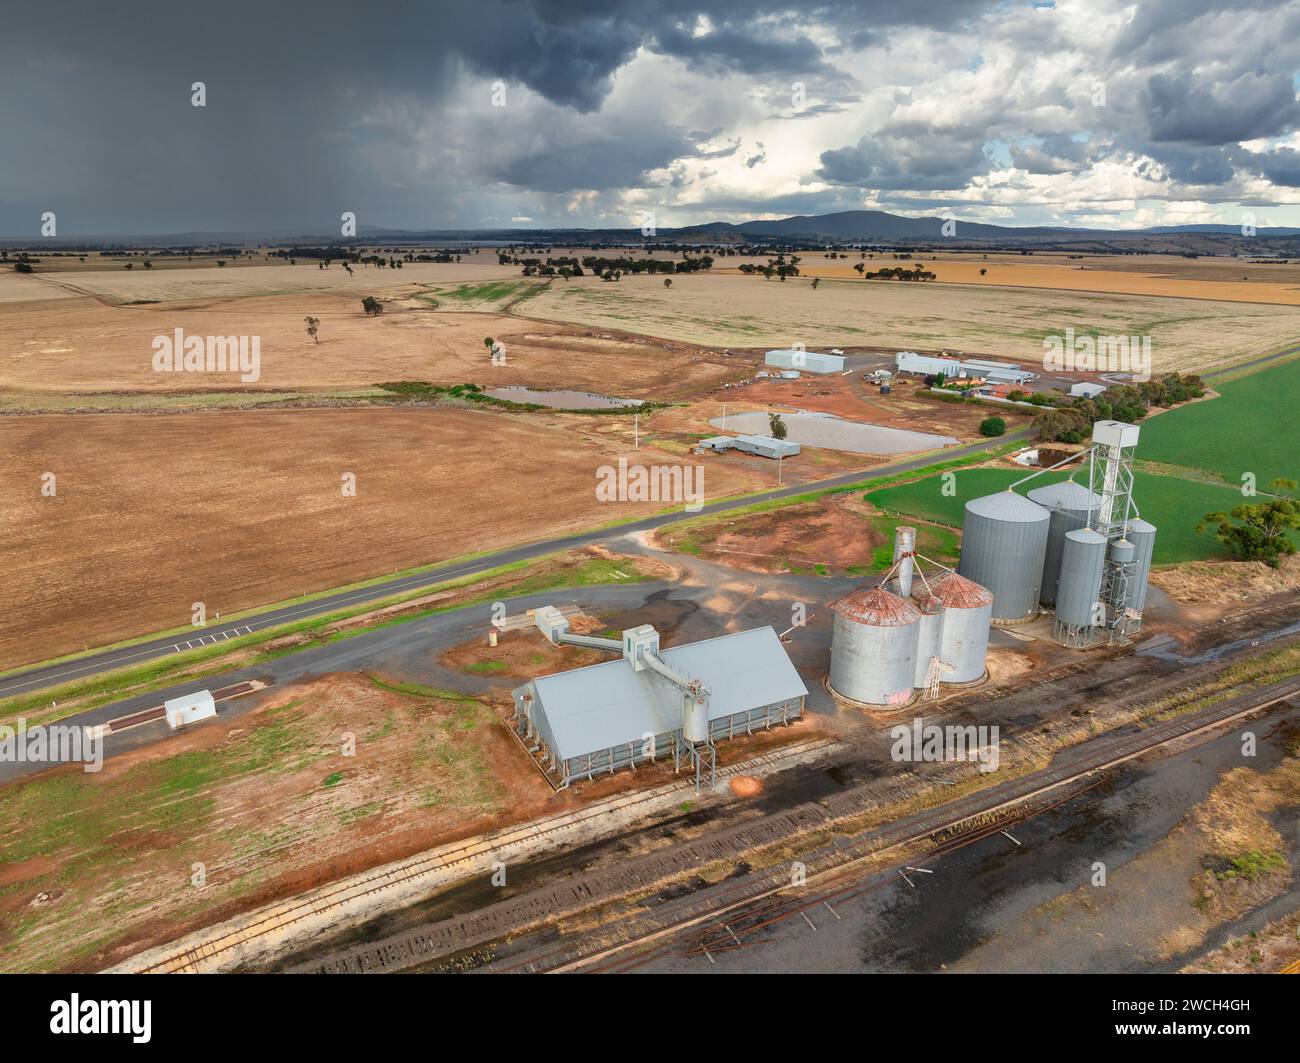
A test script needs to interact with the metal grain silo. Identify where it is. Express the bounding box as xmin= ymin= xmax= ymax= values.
xmin=910 ymin=590 xmax=944 ymax=688
xmin=1027 ymin=480 xmax=1101 ymax=605
xmin=932 ymin=572 xmax=993 ymax=683
xmin=1126 ymin=518 xmax=1157 ymax=612
xmin=1055 ymin=528 xmax=1107 ymax=629
xmin=828 ymin=587 xmax=920 ymax=706
xmin=957 ymin=490 xmax=1050 ymax=623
